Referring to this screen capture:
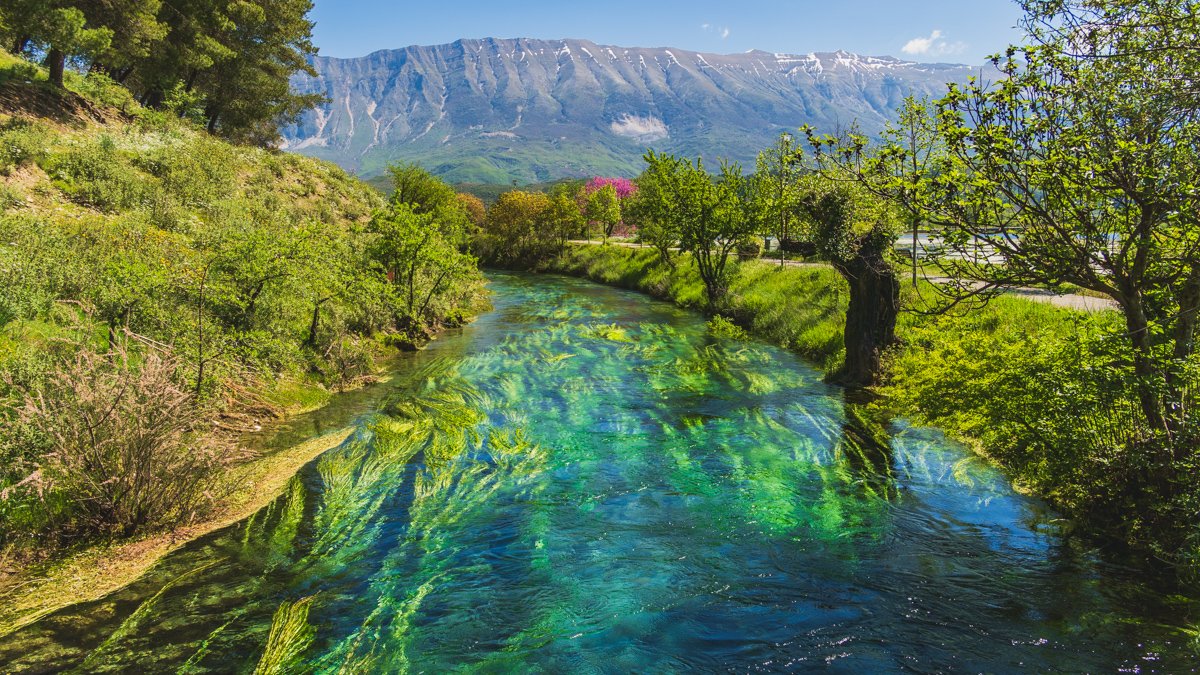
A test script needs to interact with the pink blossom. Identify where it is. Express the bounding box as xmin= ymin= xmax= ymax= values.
xmin=584 ymin=177 xmax=637 ymax=200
